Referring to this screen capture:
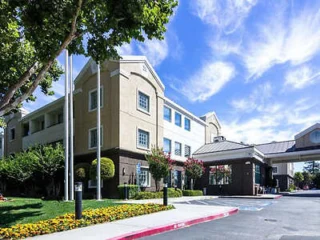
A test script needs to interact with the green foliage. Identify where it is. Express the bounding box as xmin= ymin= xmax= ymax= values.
xmin=303 ymin=161 xmax=320 ymax=175
xmin=133 ymin=188 xmax=183 ymax=199
xmin=184 ymin=158 xmax=205 ymax=189
xmin=182 ymin=190 xmax=203 ymax=196
xmin=145 ymin=146 xmax=174 ymax=191
xmin=0 ymin=0 xmax=178 ymax=115
xmin=288 ymin=184 xmax=296 ymax=192
xmin=302 ymin=171 xmax=313 ymax=186
xmin=294 ymin=172 xmax=304 ymax=186
xmin=166 ymin=188 xmax=183 ymax=198
xmin=75 ymin=163 xmax=90 ymax=181
xmin=117 ymin=184 xmax=139 ymax=199
xmin=313 ymin=173 xmax=320 ymax=188
xmin=2 ymin=151 xmax=38 ymax=183
xmin=90 ymin=158 xmax=115 ymax=180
